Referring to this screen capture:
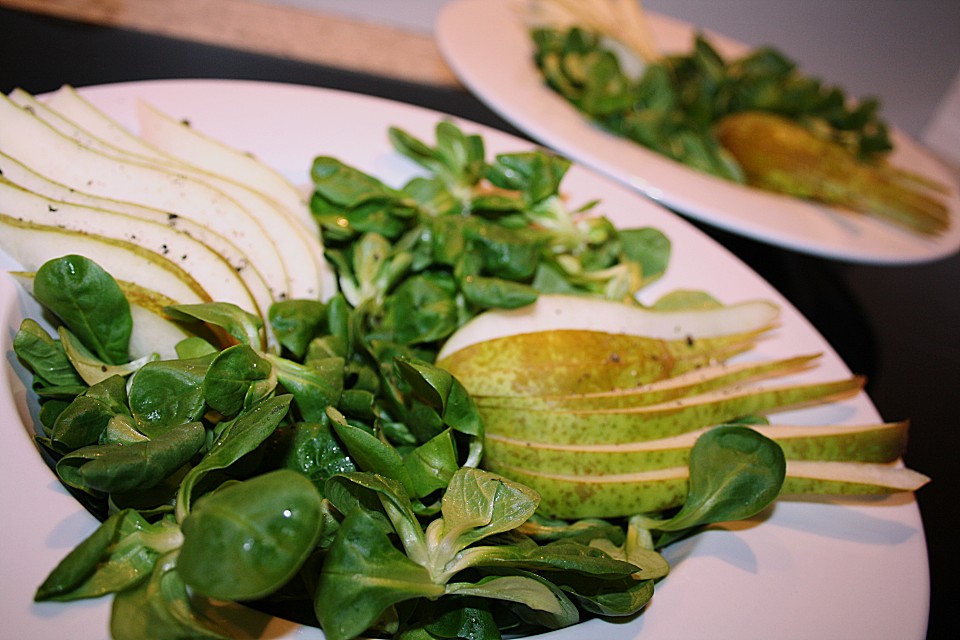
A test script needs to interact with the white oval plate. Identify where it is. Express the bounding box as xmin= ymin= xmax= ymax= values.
xmin=1 ymin=79 xmax=928 ymax=640
xmin=436 ymin=0 xmax=960 ymax=264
